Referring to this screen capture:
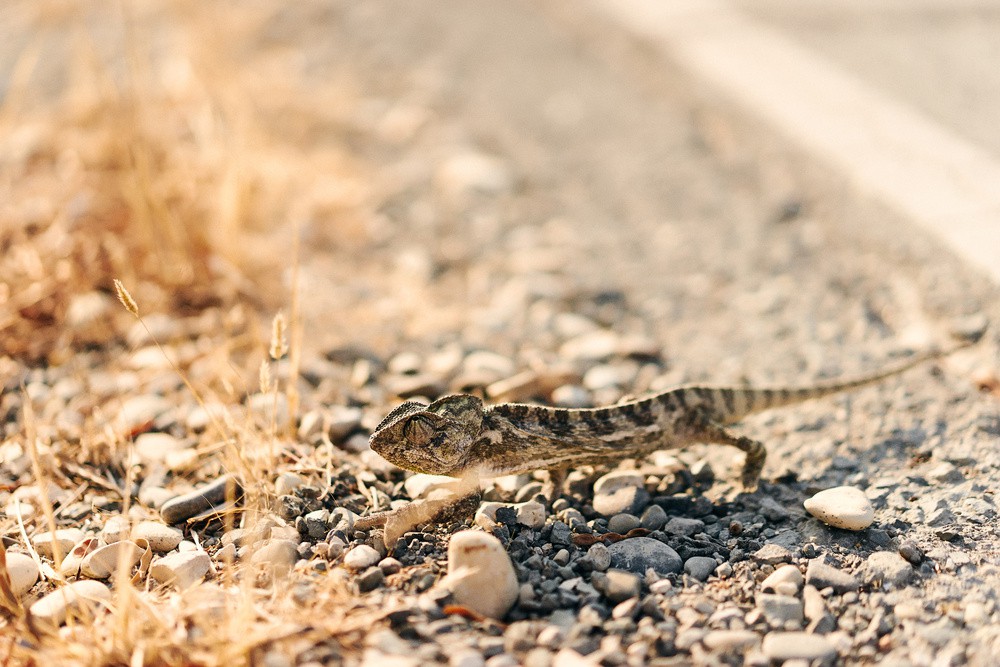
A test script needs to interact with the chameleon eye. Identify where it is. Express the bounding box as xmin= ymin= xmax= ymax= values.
xmin=403 ymin=415 xmax=436 ymax=446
